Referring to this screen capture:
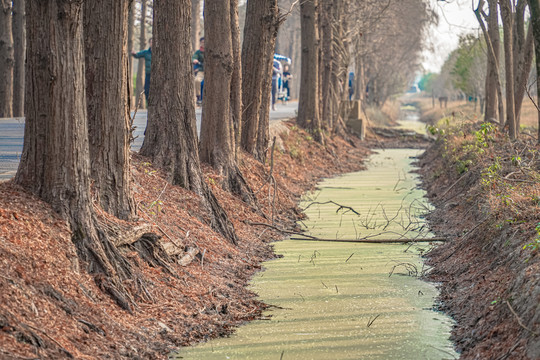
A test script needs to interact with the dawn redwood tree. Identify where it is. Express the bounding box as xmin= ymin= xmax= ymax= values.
xmin=230 ymin=0 xmax=242 ymax=152
xmin=529 ymin=0 xmax=540 ymax=143
xmin=12 ymin=0 xmax=24 ymax=117
xmin=200 ymin=0 xmax=255 ymax=203
xmin=135 ymin=0 xmax=148 ymax=108
xmin=320 ymin=0 xmax=334 ymax=131
xmin=298 ymin=0 xmax=324 ymax=143
xmin=241 ymin=0 xmax=280 ymax=162
xmin=500 ymin=0 xmax=517 ymax=139
xmin=512 ymin=0 xmax=534 ymax=127
xmin=16 ymin=0 xmax=134 ymax=311
xmin=485 ymin=0 xmax=501 ymax=122
xmin=475 ymin=0 xmax=505 ymax=125
xmin=0 ymin=0 xmax=13 ymax=117
xmin=128 ymin=3 xmax=135 ymax=110
xmin=84 ymin=0 xmax=135 ymax=220
xmin=191 ymin=0 xmax=201 ymax=52
xmin=140 ymin=0 xmax=238 ymax=243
